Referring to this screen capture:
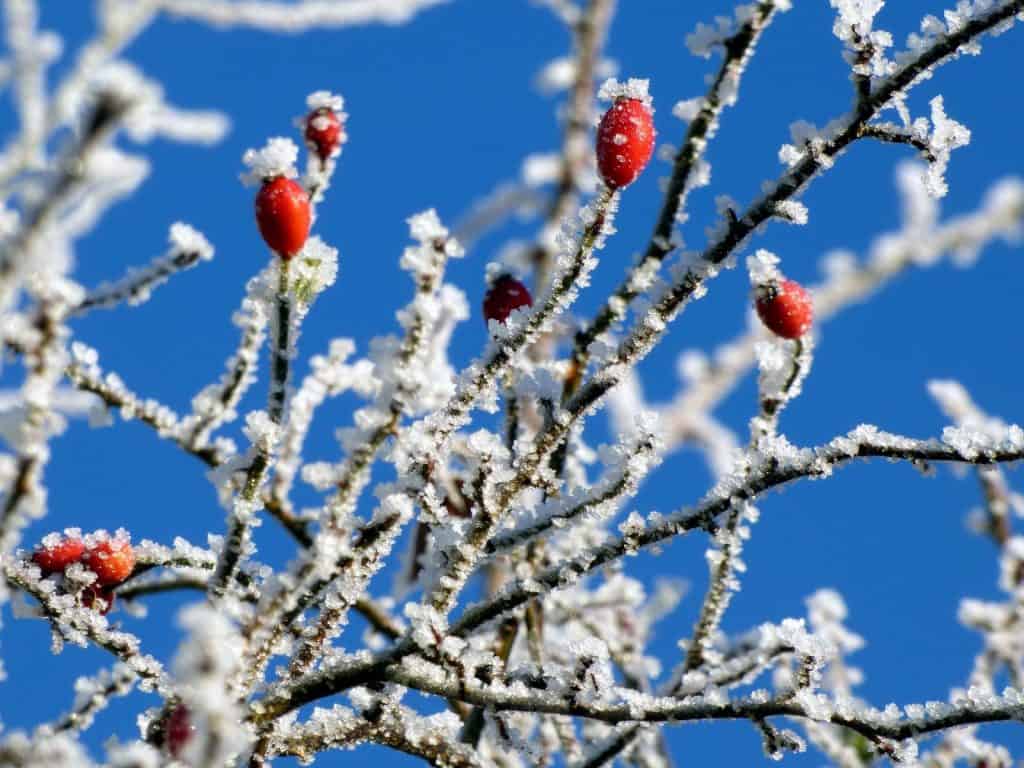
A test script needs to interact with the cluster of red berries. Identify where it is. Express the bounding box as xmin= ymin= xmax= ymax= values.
xmin=755 ymin=278 xmax=814 ymax=339
xmin=254 ymin=103 xmax=346 ymax=260
xmin=31 ymin=531 xmax=136 ymax=615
